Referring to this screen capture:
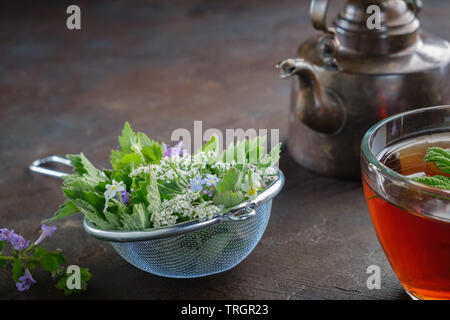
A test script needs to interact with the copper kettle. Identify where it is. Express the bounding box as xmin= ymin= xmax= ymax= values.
xmin=278 ymin=0 xmax=450 ymax=179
